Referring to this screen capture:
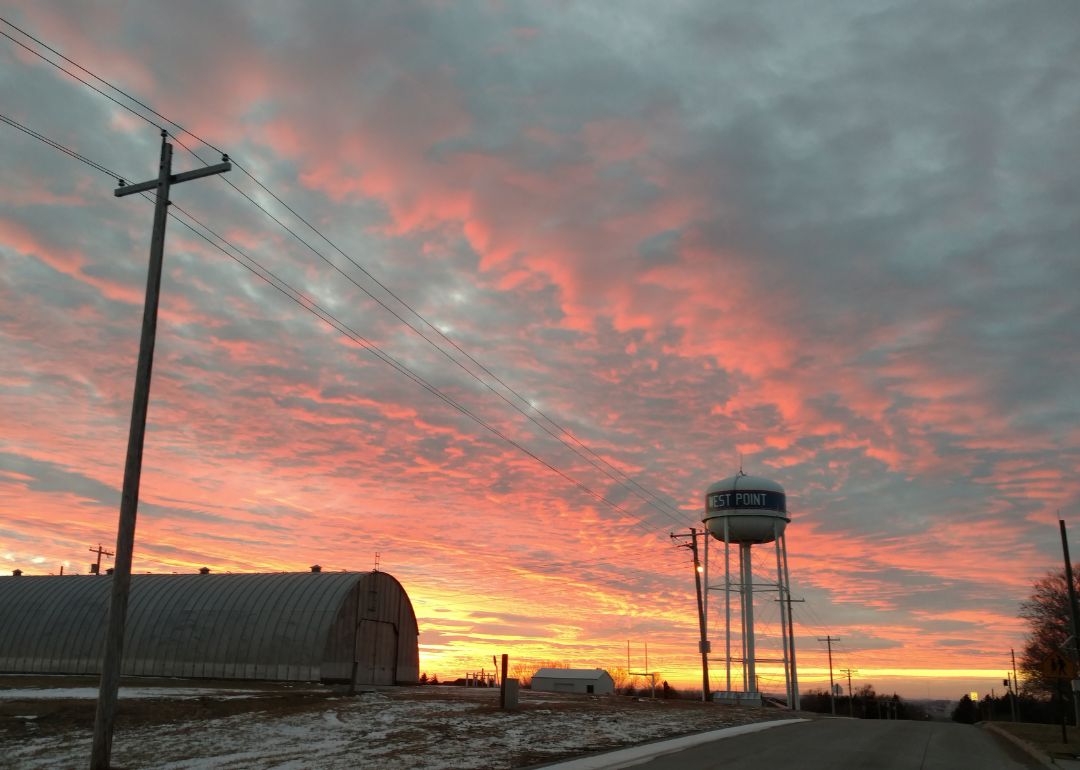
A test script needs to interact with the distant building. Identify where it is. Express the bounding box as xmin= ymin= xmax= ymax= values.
xmin=531 ymin=668 xmax=615 ymax=695
xmin=0 ymin=571 xmax=418 ymax=684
